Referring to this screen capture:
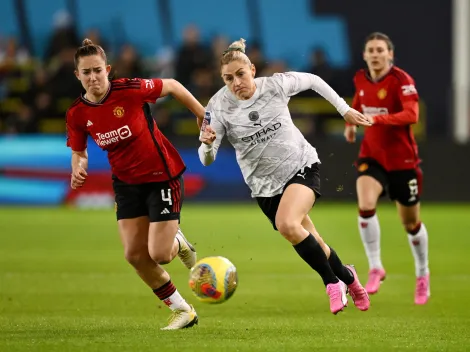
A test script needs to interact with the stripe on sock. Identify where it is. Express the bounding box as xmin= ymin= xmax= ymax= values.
xmin=408 ymin=222 xmax=422 ymax=235
xmin=153 ymin=280 xmax=176 ymax=300
xmin=359 ymin=209 xmax=376 ymax=218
